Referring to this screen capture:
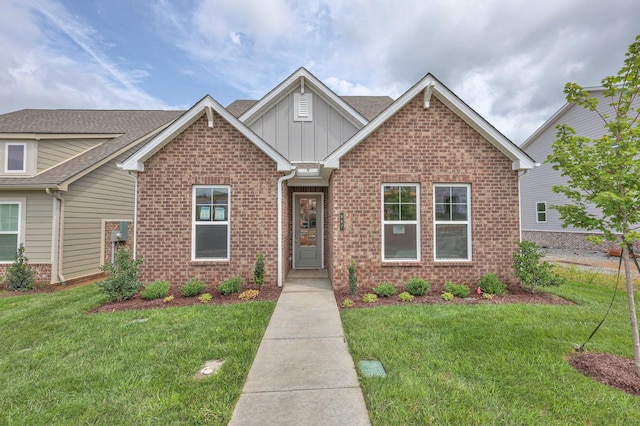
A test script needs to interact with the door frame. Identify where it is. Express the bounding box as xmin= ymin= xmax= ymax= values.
xmin=292 ymin=192 xmax=324 ymax=269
